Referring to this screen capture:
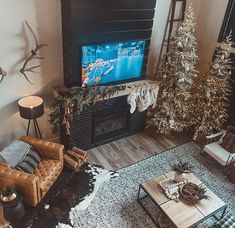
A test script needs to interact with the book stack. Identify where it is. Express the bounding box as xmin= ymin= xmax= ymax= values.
xmin=64 ymin=147 xmax=87 ymax=171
